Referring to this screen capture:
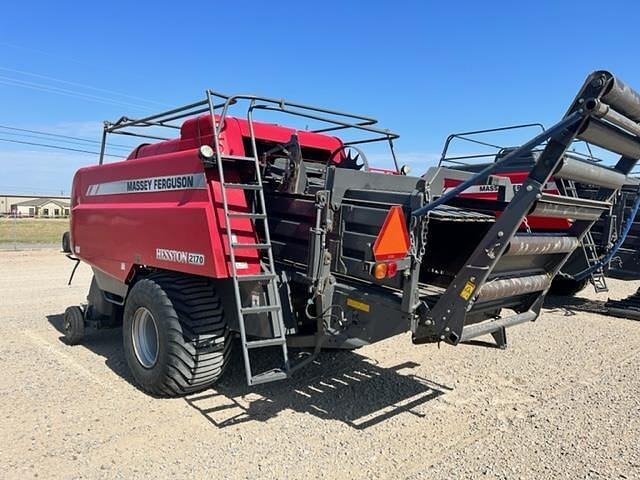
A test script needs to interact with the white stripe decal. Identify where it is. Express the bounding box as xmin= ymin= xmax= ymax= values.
xmin=86 ymin=173 xmax=207 ymax=196
xmin=443 ymin=181 xmax=558 ymax=195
